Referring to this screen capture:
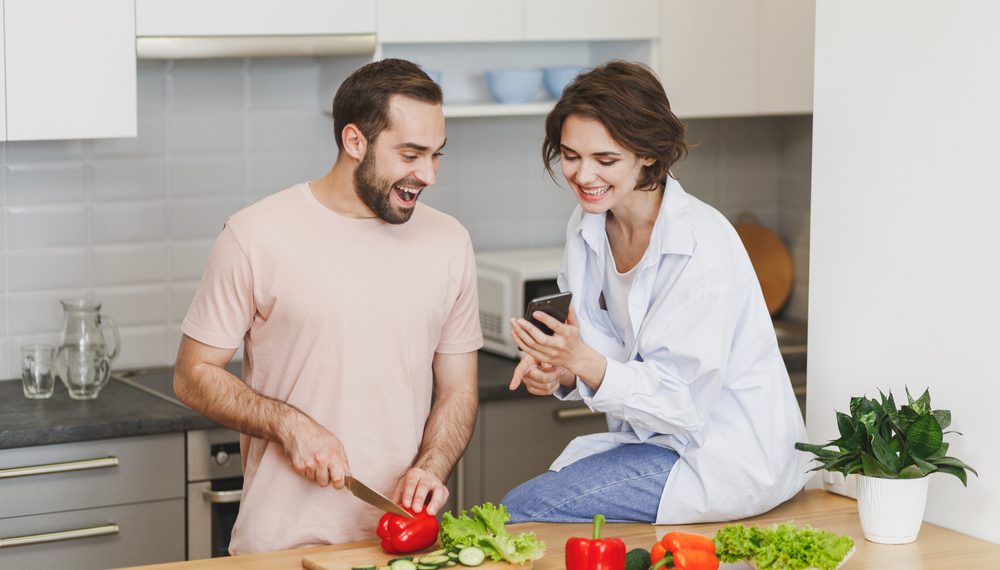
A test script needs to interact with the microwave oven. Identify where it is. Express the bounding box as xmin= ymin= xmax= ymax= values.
xmin=476 ymin=247 xmax=564 ymax=359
